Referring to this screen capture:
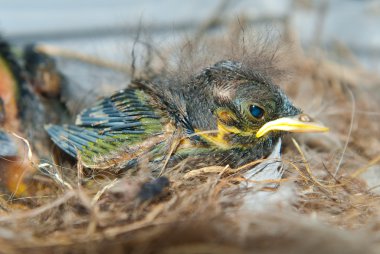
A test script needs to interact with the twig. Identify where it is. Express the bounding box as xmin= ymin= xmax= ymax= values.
xmin=0 ymin=191 xmax=75 ymax=222
xmin=159 ymin=135 xmax=181 ymax=177
xmin=91 ymin=179 xmax=118 ymax=206
xmin=350 ymin=154 xmax=380 ymax=178
xmin=334 ymin=86 xmax=355 ymax=177
xmin=38 ymin=163 xmax=73 ymax=190
xmin=183 ymin=165 xmax=229 ymax=179
xmin=10 ymin=132 xmax=32 ymax=161
xmin=292 ymin=138 xmax=330 ymax=192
